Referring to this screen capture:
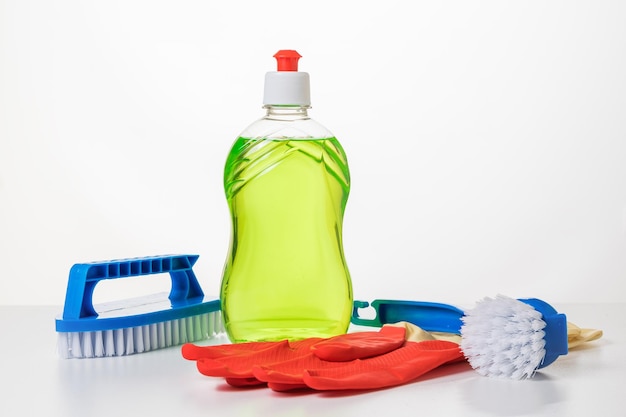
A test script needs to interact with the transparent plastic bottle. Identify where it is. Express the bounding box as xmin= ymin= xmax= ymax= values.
xmin=220 ymin=50 xmax=353 ymax=342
